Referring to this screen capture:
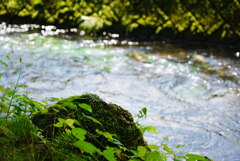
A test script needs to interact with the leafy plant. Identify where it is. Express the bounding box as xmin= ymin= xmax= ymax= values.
xmin=0 ymin=0 xmax=239 ymax=39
